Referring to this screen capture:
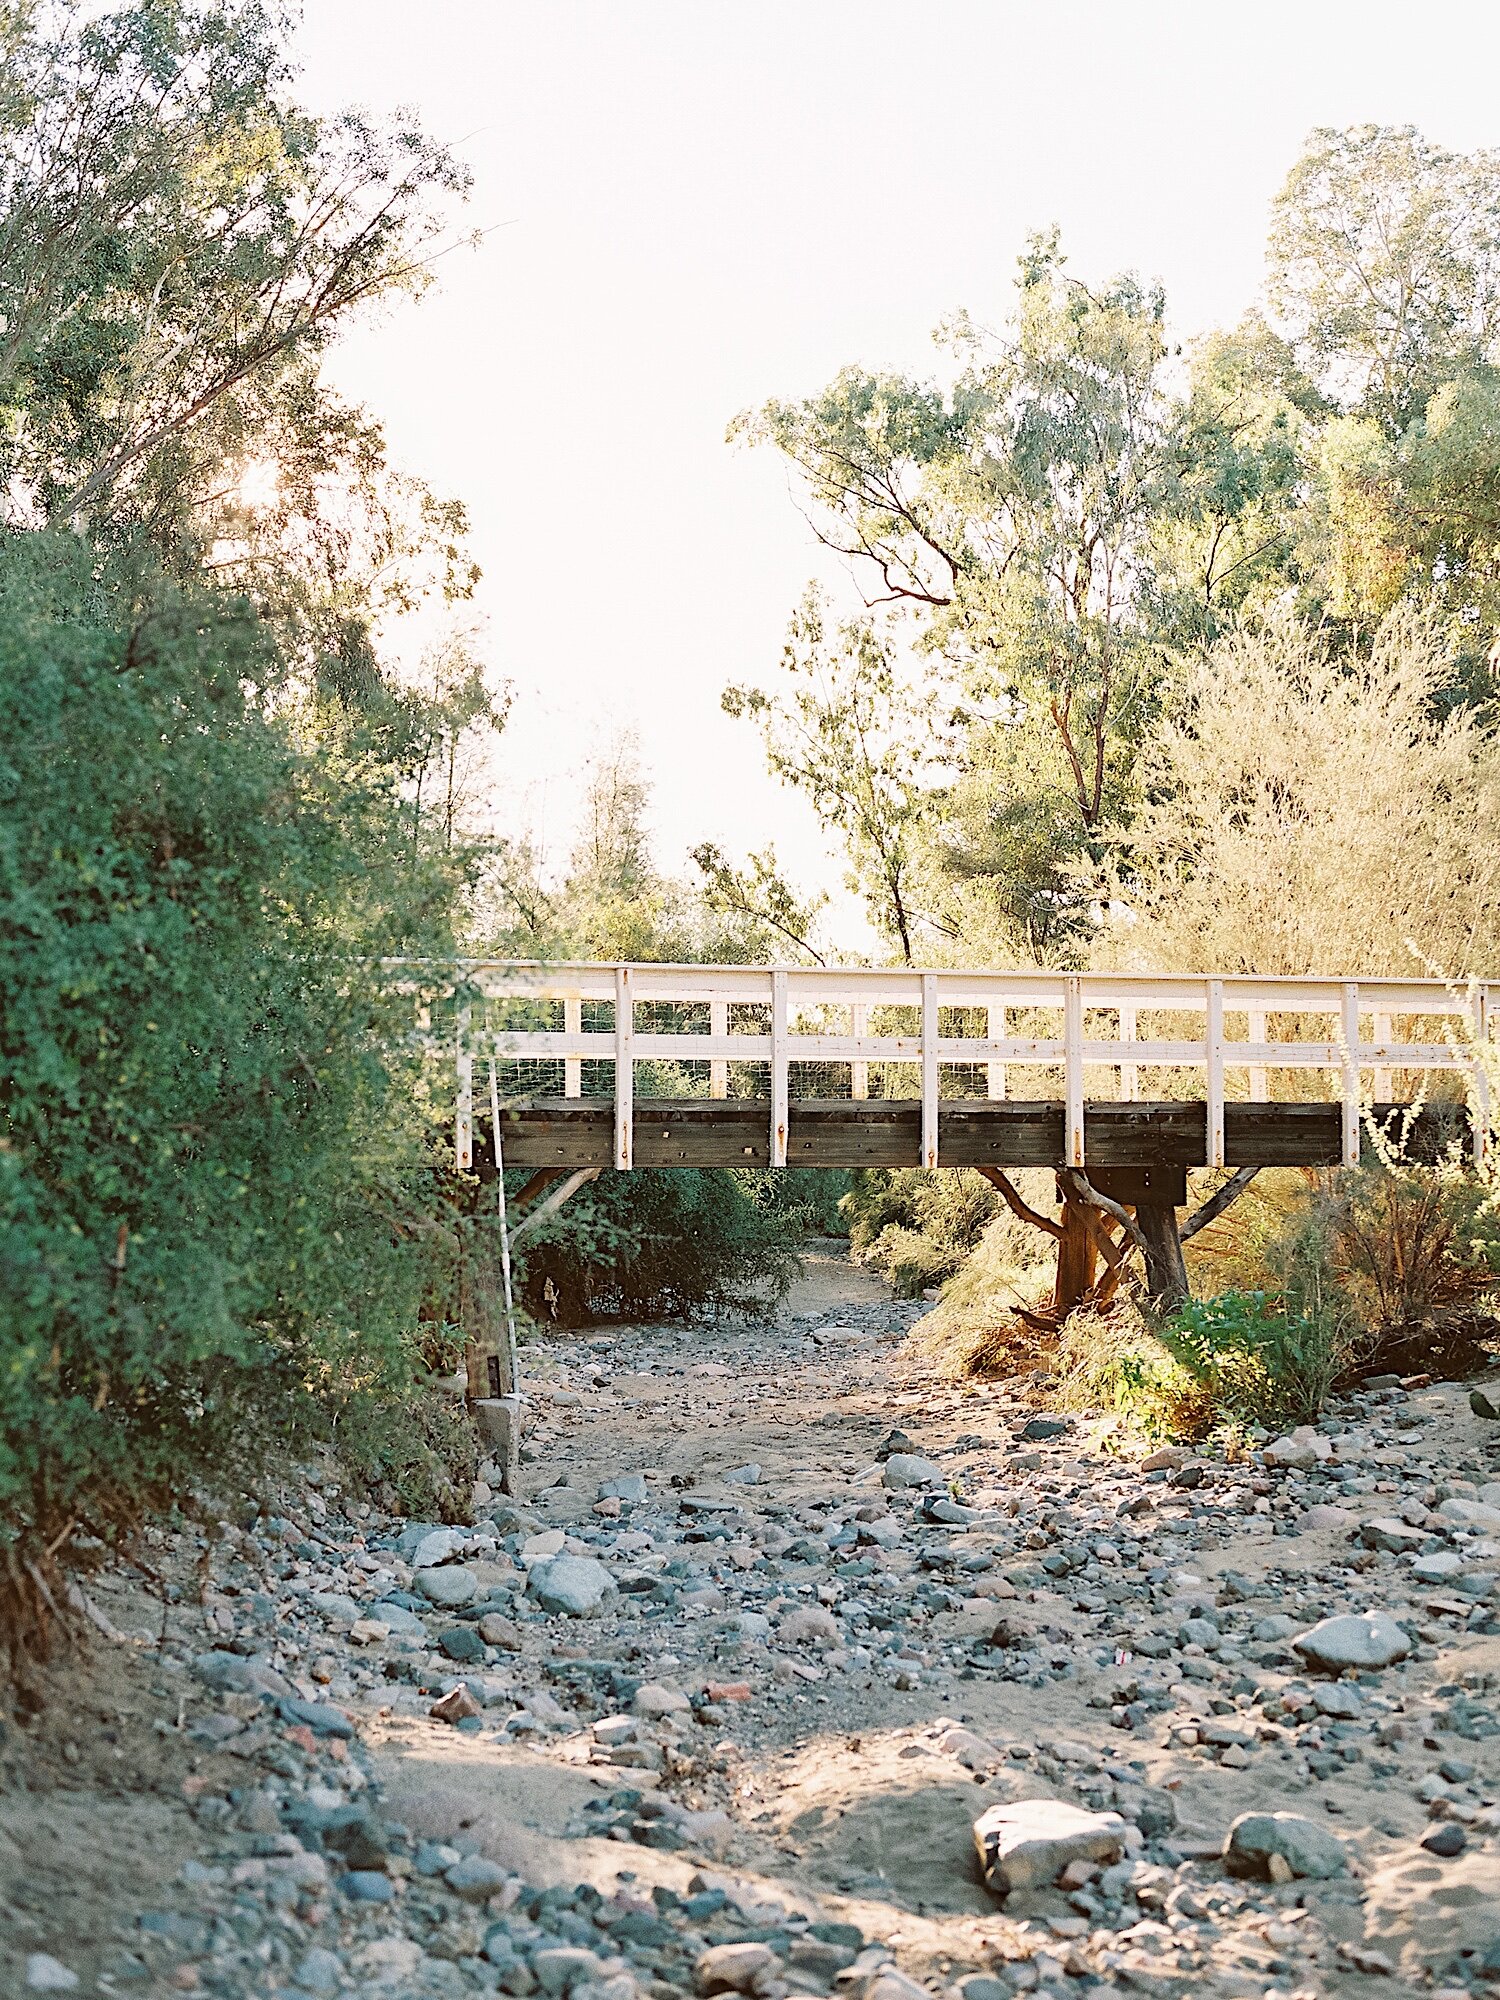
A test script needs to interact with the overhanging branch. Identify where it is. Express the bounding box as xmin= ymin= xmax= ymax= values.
xmin=1059 ymin=1168 xmax=1148 ymax=1255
